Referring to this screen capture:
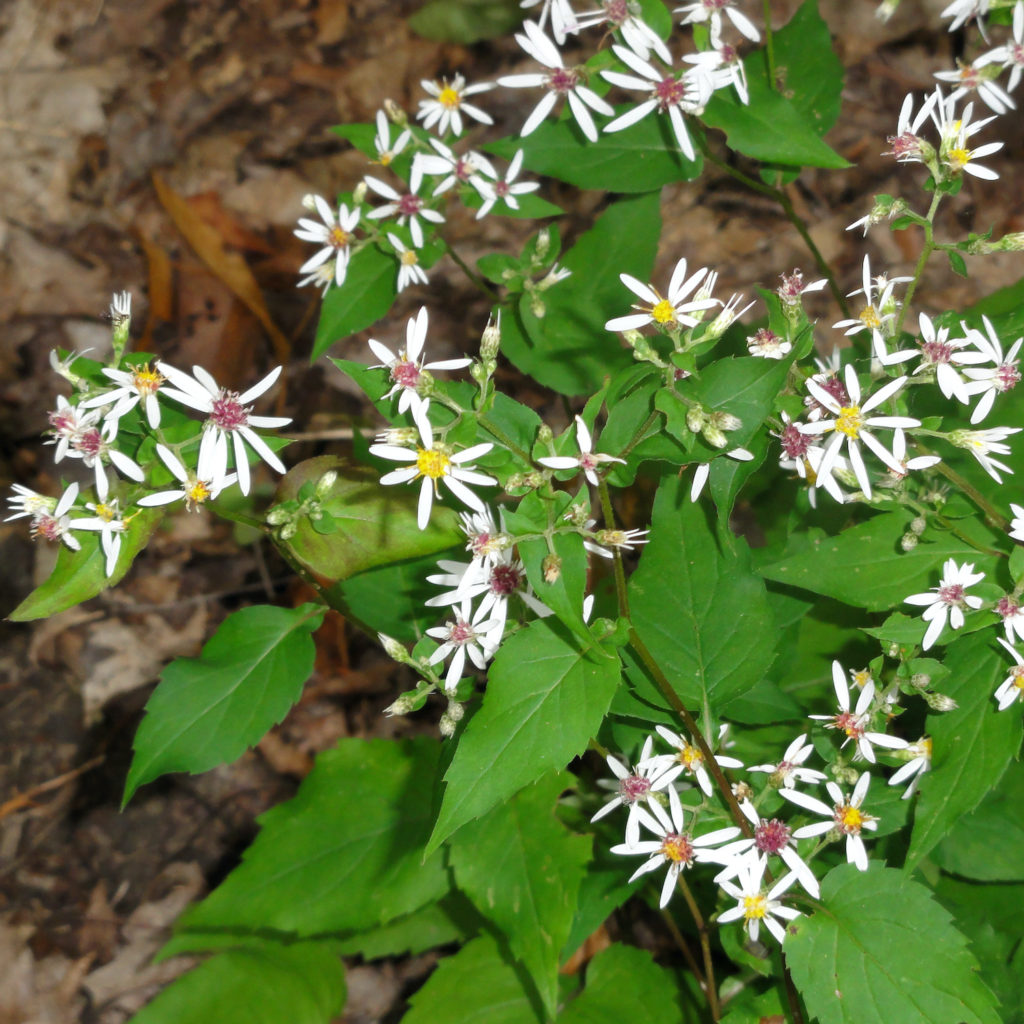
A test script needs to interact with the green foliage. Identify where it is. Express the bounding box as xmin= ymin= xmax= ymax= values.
xmin=312 ymin=245 xmax=398 ymax=360
xmin=124 ymin=603 xmax=324 ymax=802
xmin=409 ymin=0 xmax=523 ymax=43
xmin=129 ymin=940 xmax=345 ymax=1024
xmin=786 ymin=864 xmax=1001 ymax=1024
xmin=164 ymin=738 xmax=449 ymax=954
xmin=428 ymin=618 xmax=621 ymax=852
xmin=10 ymin=506 xmax=164 ymax=621
xmin=448 ymin=771 xmax=591 ymax=1017
xmin=629 ymin=475 xmax=778 ymax=711
xmin=498 ymin=192 xmax=662 ymax=396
